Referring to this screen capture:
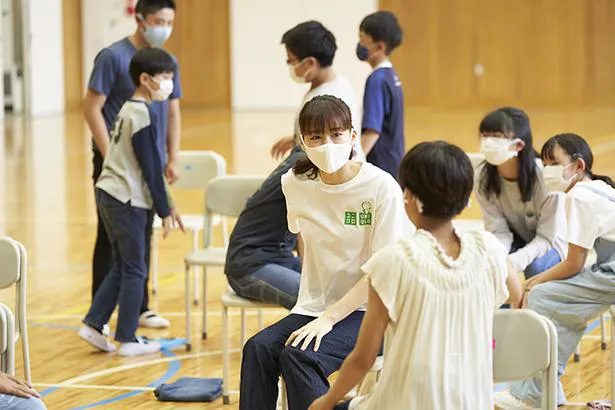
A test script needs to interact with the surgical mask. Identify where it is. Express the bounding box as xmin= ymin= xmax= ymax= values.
xmin=150 ymin=78 xmax=174 ymax=101
xmin=356 ymin=43 xmax=369 ymax=61
xmin=288 ymin=61 xmax=308 ymax=83
xmin=141 ymin=20 xmax=172 ymax=47
xmin=543 ymin=164 xmax=577 ymax=193
xmin=302 ymin=135 xmax=353 ymax=174
xmin=480 ymin=137 xmax=520 ymax=166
